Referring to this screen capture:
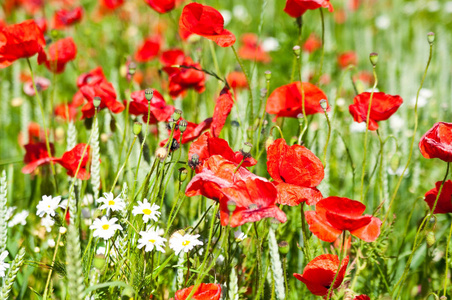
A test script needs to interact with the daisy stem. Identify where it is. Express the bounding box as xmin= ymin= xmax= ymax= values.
xmin=327 ymin=232 xmax=346 ymax=299
xmin=317 ymin=8 xmax=325 ymax=85
xmin=383 ymin=39 xmax=434 ymax=225
xmin=359 ymin=63 xmax=378 ymax=203
xmin=110 ymin=135 xmax=137 ymax=193
xmin=26 ymin=58 xmax=58 ymax=192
